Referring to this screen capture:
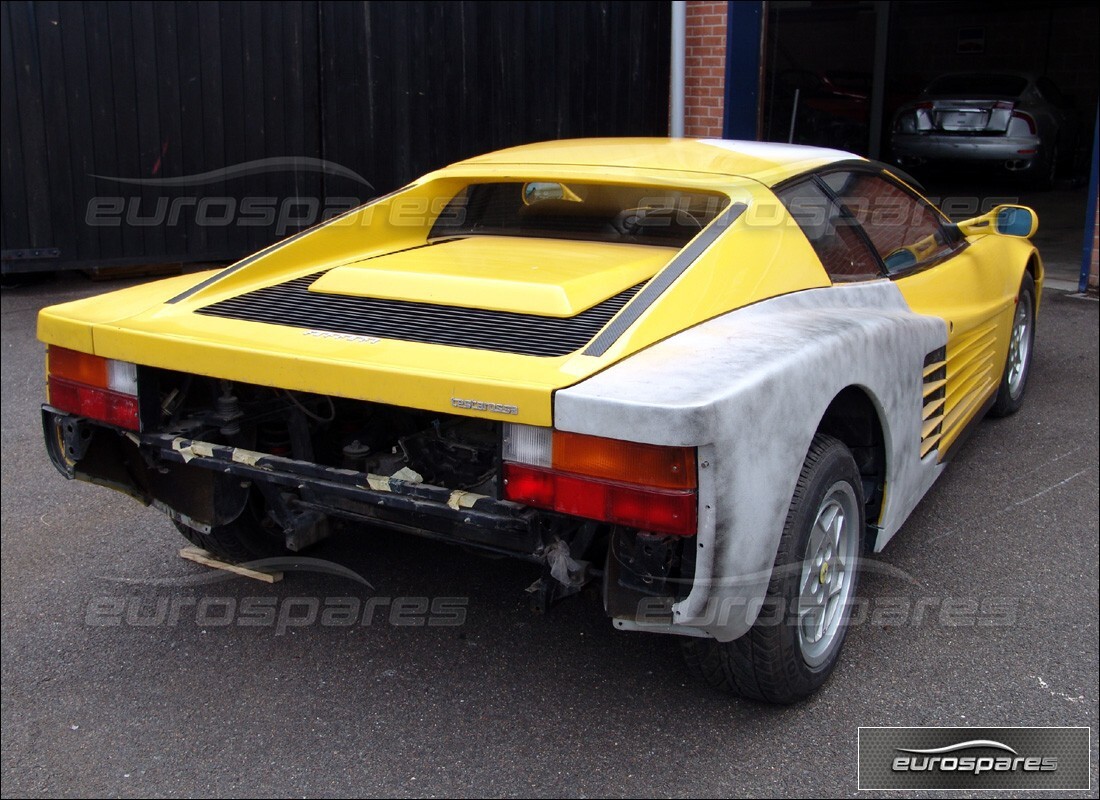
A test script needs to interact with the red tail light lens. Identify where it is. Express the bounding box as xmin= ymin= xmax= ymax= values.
xmin=503 ymin=463 xmax=697 ymax=537
xmin=1011 ymin=111 xmax=1037 ymax=135
xmin=48 ymin=377 xmax=140 ymax=430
